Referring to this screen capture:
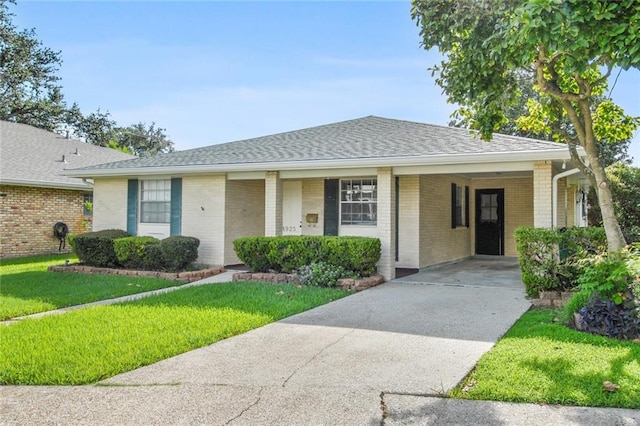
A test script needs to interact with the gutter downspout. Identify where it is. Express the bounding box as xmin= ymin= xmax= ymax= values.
xmin=552 ymin=168 xmax=581 ymax=229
